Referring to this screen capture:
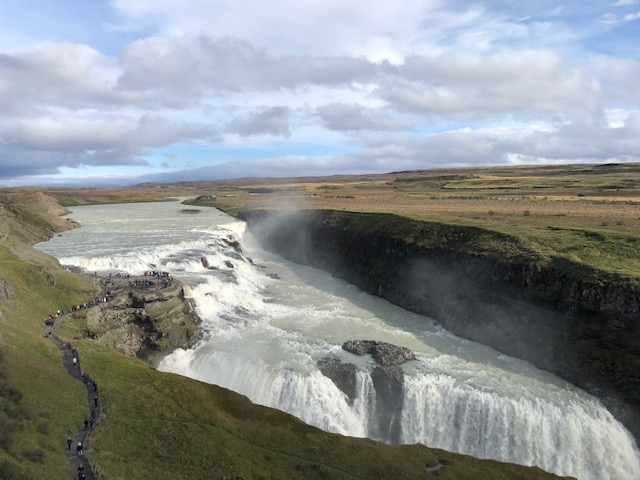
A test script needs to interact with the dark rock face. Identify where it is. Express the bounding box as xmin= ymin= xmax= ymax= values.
xmin=319 ymin=340 xmax=414 ymax=443
xmin=318 ymin=357 xmax=358 ymax=403
xmin=242 ymin=209 xmax=640 ymax=442
xmin=342 ymin=340 xmax=415 ymax=366
xmin=318 ymin=356 xmax=406 ymax=444
xmin=371 ymin=365 xmax=404 ymax=444
xmin=223 ymin=238 xmax=242 ymax=252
